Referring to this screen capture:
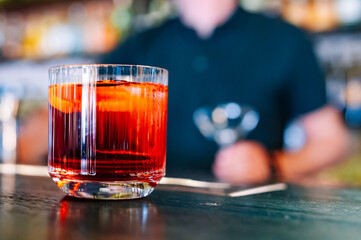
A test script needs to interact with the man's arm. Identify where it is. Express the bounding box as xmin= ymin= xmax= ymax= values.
xmin=213 ymin=106 xmax=350 ymax=185
xmin=274 ymin=106 xmax=350 ymax=182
